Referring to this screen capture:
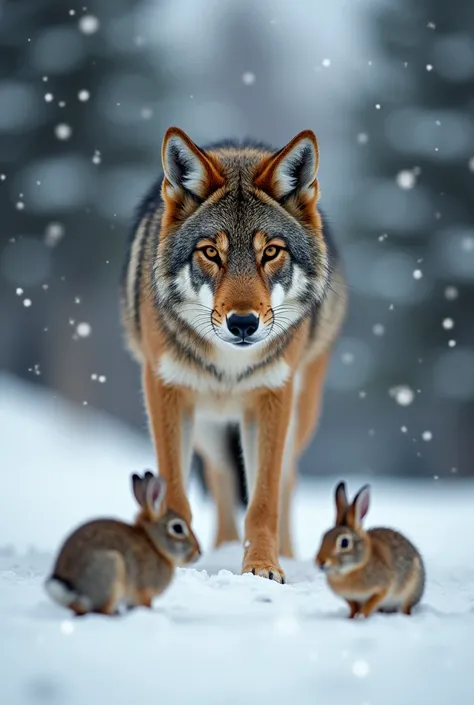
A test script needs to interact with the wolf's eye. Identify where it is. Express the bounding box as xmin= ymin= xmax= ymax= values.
xmin=262 ymin=245 xmax=282 ymax=264
xmin=203 ymin=246 xmax=219 ymax=260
